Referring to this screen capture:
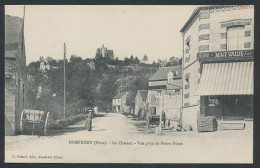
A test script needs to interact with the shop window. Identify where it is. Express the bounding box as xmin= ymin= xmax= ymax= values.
xmin=199 ymin=45 xmax=209 ymax=52
xmin=221 ymin=33 xmax=227 ymax=39
xmin=244 ymin=42 xmax=251 ymax=48
xmin=244 ymin=31 xmax=251 ymax=37
xmin=220 ymin=44 xmax=227 ymax=50
xmin=208 ymin=96 xmax=219 ymax=107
